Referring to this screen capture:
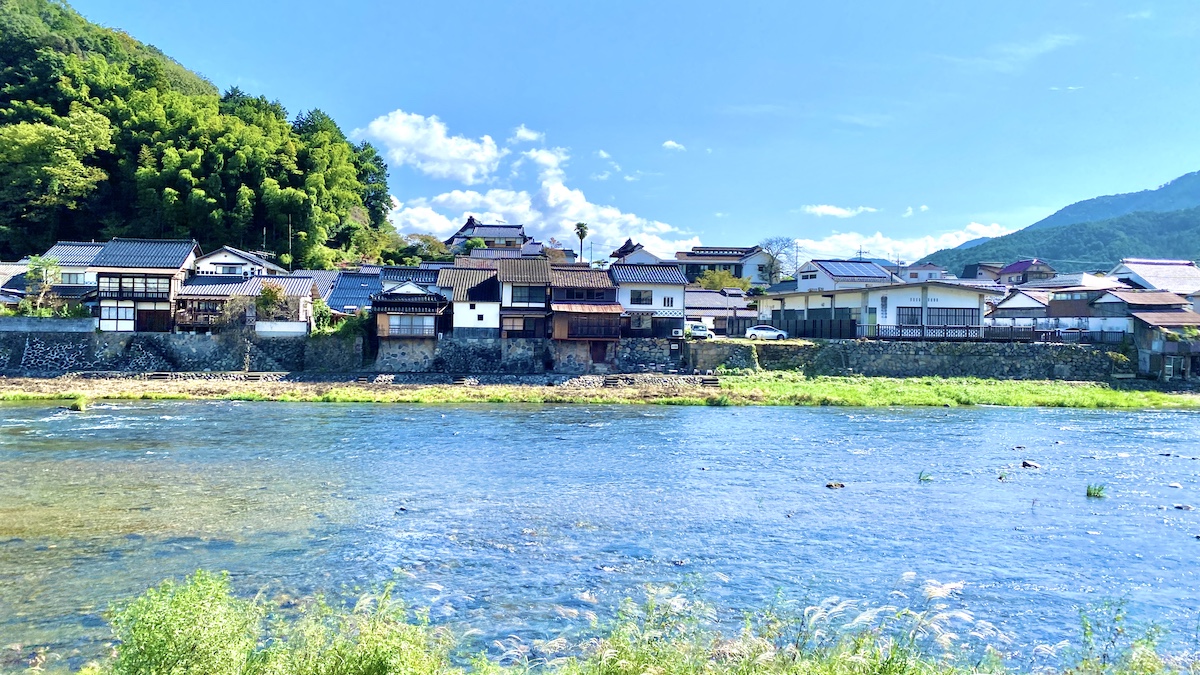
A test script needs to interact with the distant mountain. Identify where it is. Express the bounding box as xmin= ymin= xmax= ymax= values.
xmin=921 ymin=207 xmax=1200 ymax=275
xmin=954 ymin=237 xmax=991 ymax=250
xmin=1024 ymin=171 xmax=1200 ymax=231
